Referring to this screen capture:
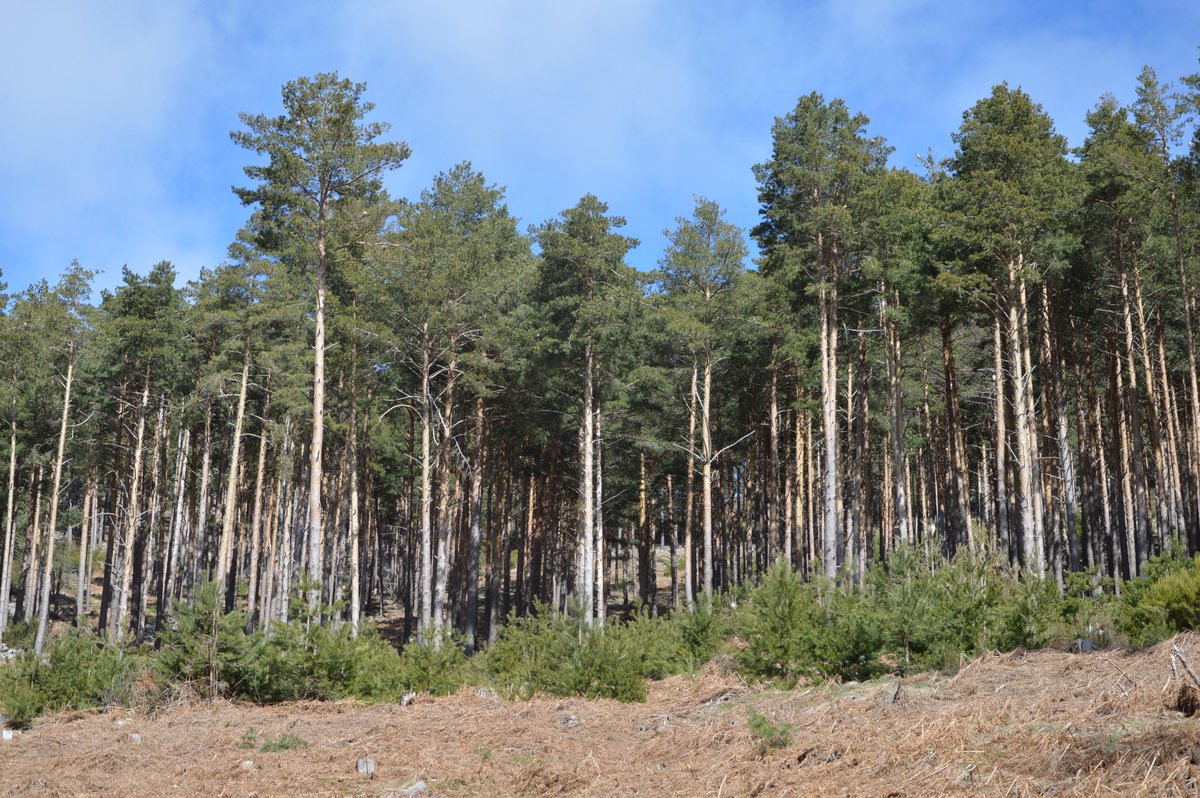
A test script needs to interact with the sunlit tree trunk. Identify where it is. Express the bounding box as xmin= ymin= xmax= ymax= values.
xmin=34 ymin=359 xmax=73 ymax=653
xmin=217 ymin=339 xmax=252 ymax=604
xmin=114 ymin=376 xmax=150 ymax=641
xmin=0 ymin=418 xmax=17 ymax=643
